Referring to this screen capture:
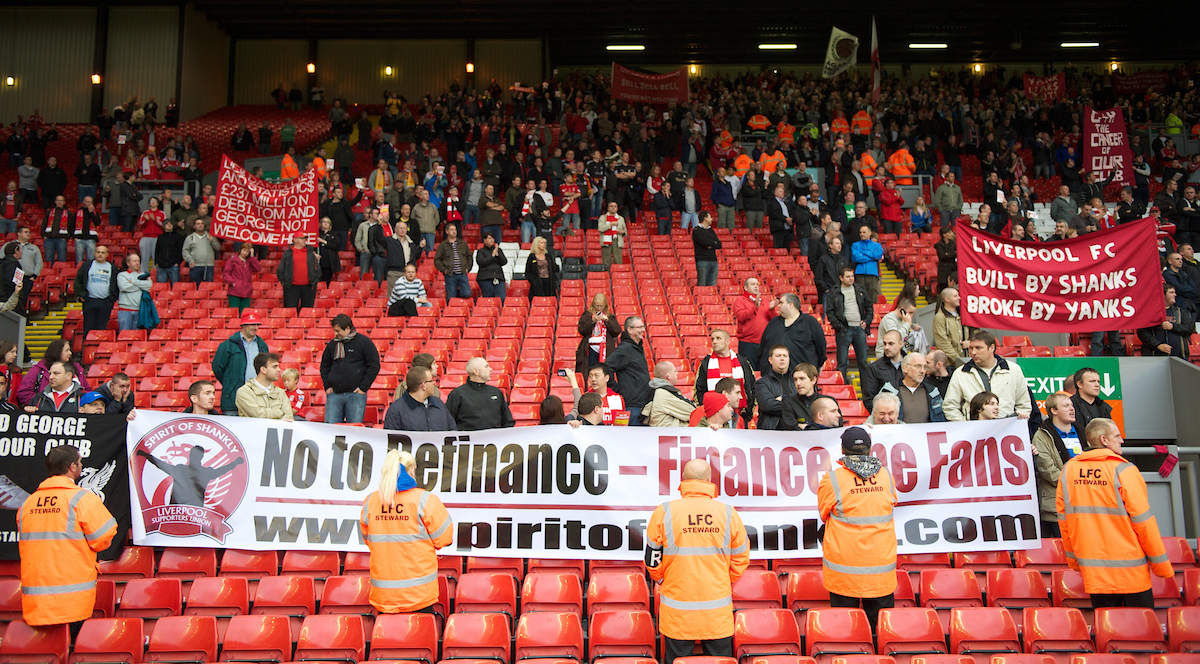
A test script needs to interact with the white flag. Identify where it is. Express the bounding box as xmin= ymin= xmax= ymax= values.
xmin=823 ymin=26 xmax=860 ymax=79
